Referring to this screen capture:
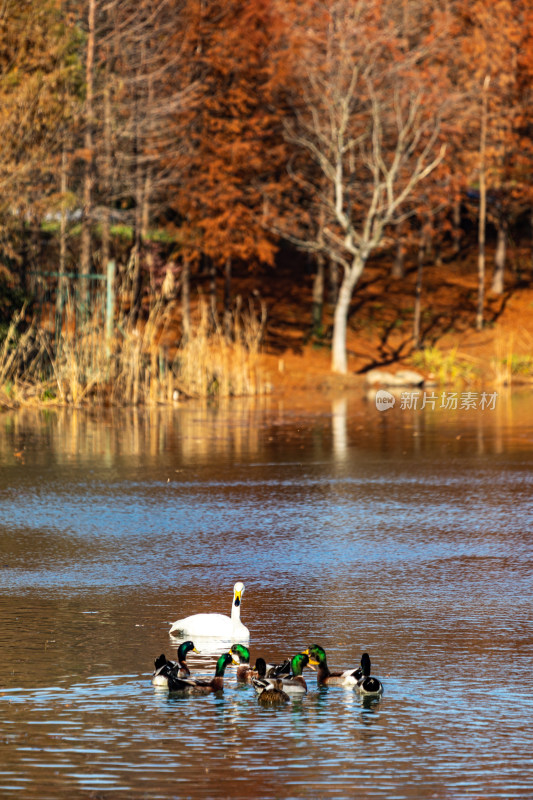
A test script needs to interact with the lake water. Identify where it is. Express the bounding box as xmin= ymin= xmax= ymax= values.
xmin=0 ymin=390 xmax=532 ymax=799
